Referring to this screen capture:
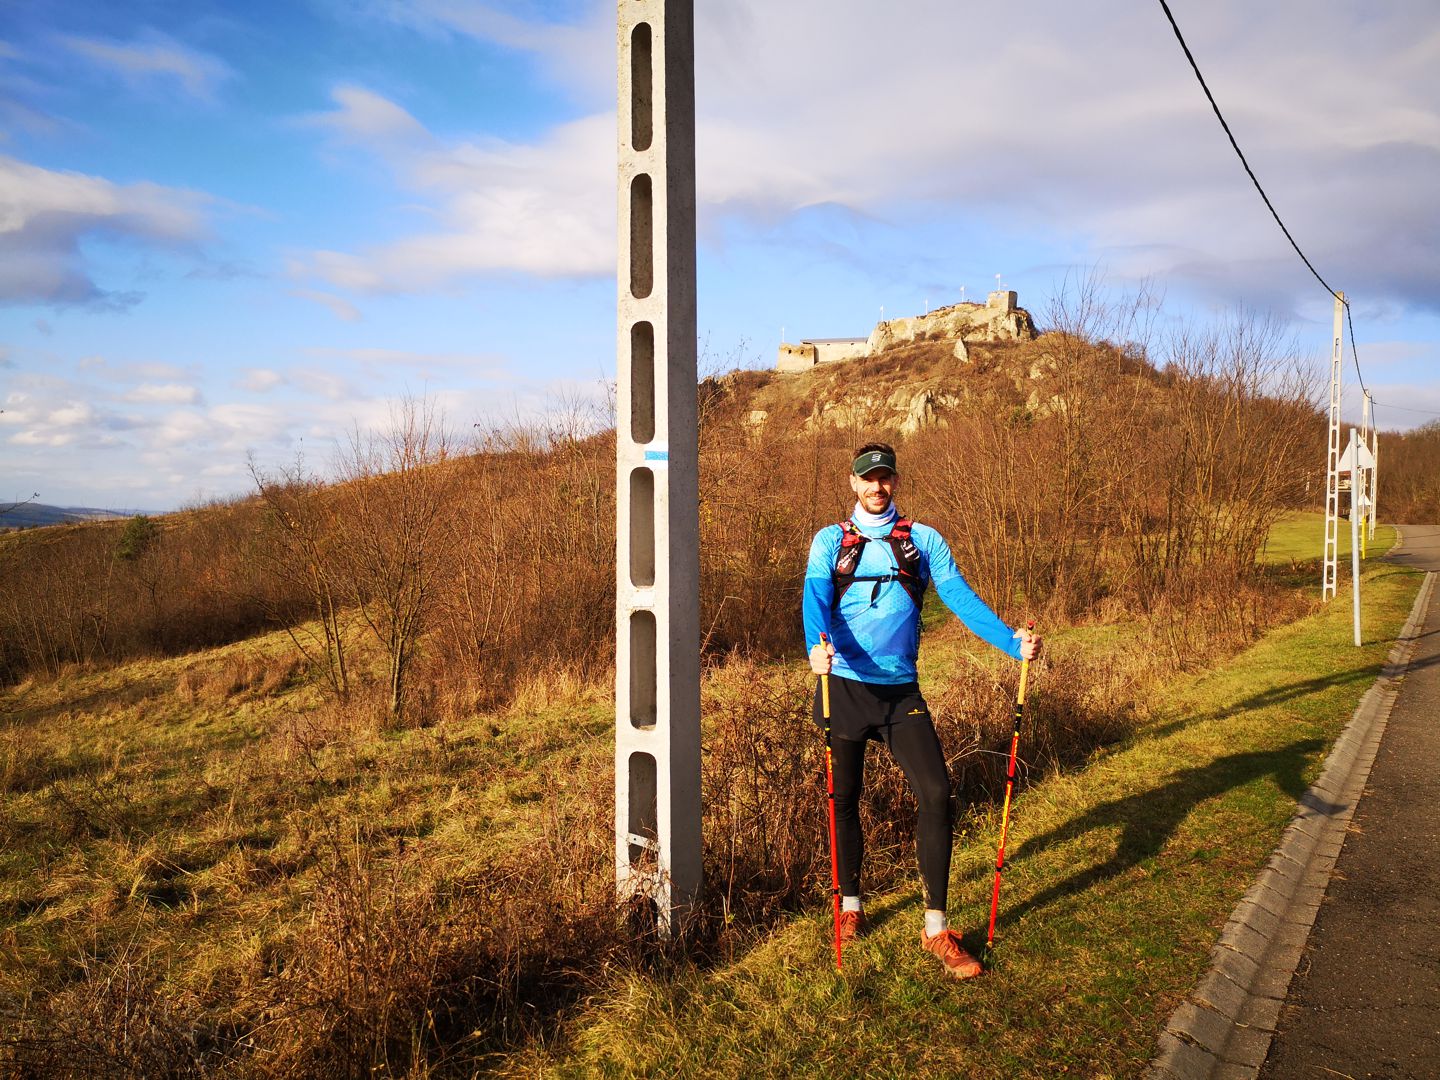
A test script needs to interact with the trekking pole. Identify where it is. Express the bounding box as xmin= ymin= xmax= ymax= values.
xmin=986 ymin=620 xmax=1035 ymax=954
xmin=819 ymin=632 xmax=843 ymax=971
